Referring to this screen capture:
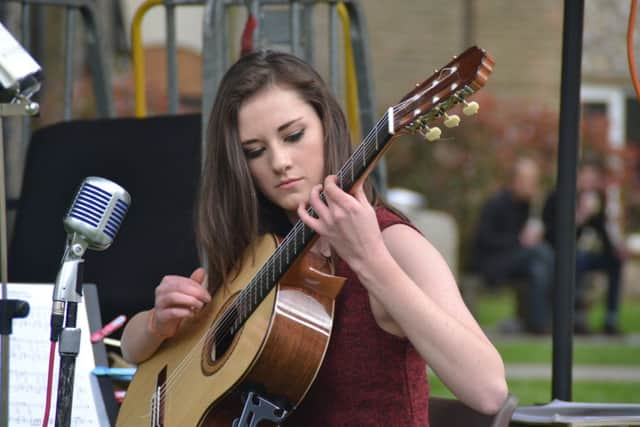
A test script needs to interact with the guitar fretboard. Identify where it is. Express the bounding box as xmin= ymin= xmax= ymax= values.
xmin=218 ymin=52 xmax=490 ymax=338
xmin=225 ymin=114 xmax=393 ymax=336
